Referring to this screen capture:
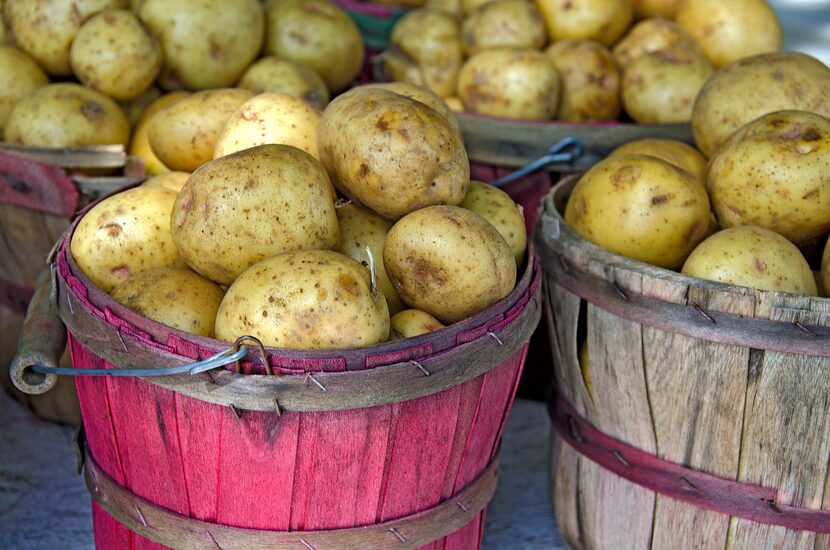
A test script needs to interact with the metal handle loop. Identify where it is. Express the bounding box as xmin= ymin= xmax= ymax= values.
xmin=28 ymin=344 xmax=250 ymax=378
xmin=490 ymin=136 xmax=585 ymax=188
